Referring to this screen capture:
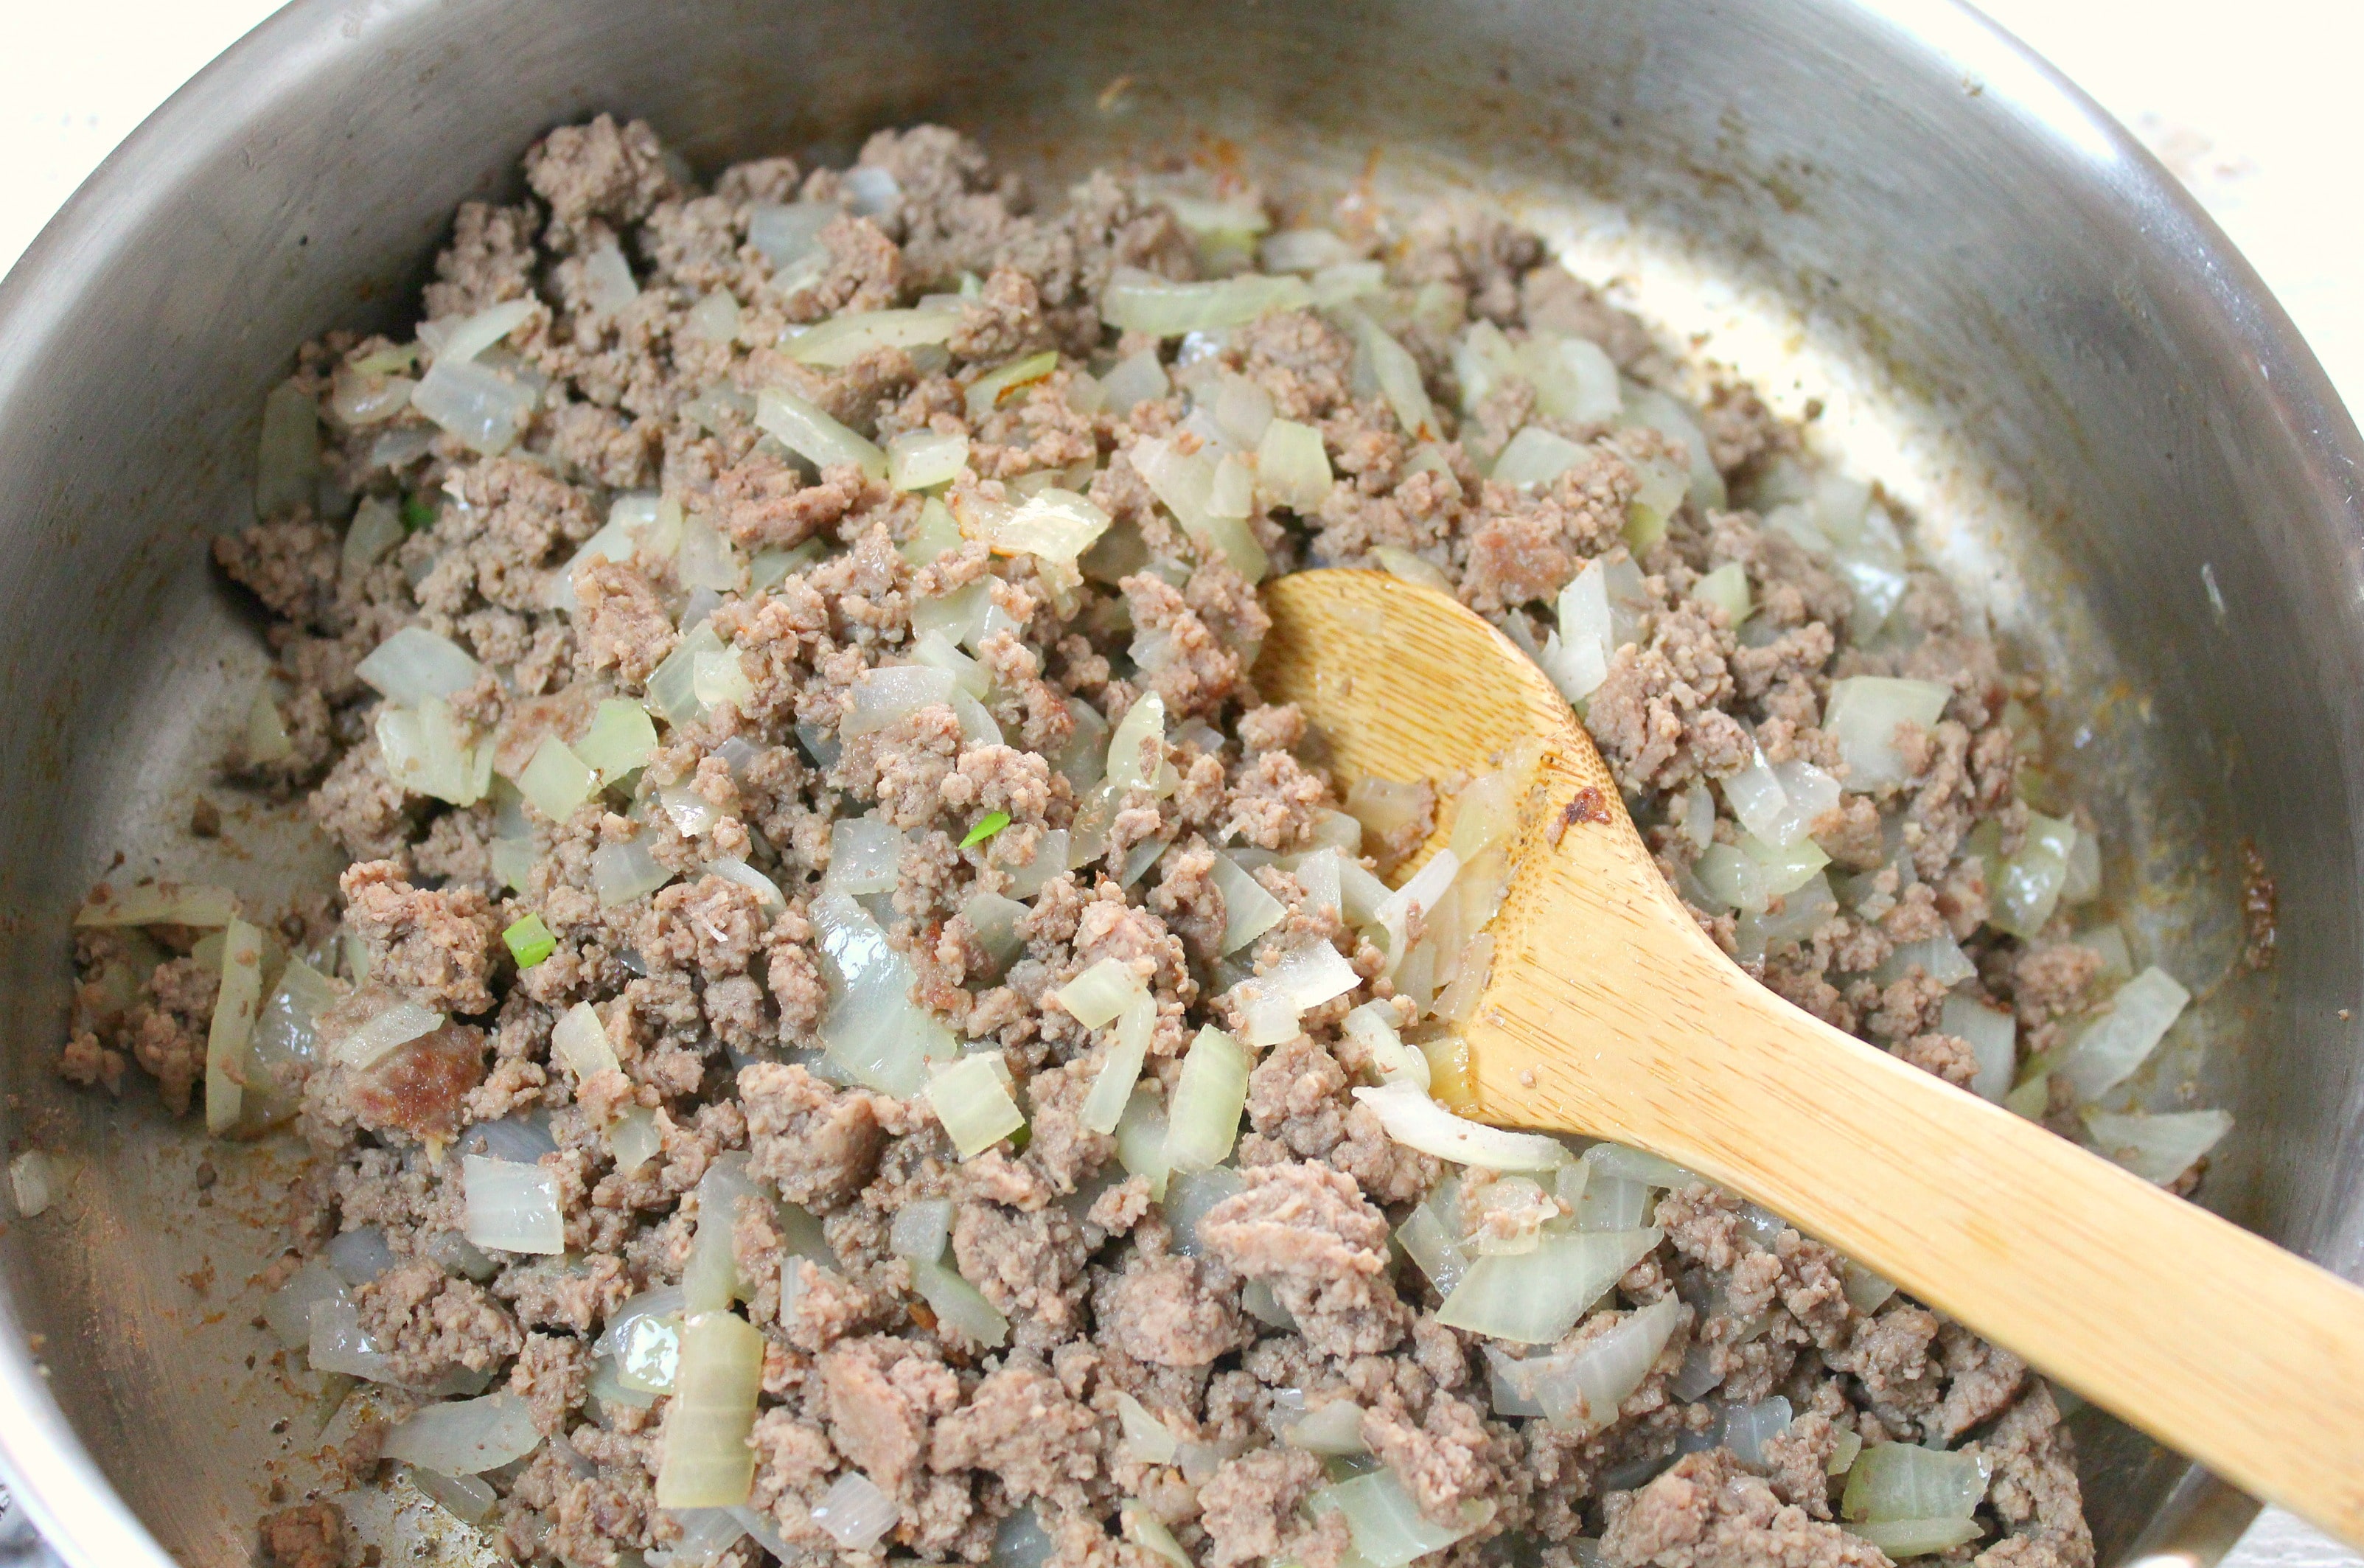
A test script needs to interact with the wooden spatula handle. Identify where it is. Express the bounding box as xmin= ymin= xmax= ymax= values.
xmin=1476 ymin=954 xmax=2364 ymax=1541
